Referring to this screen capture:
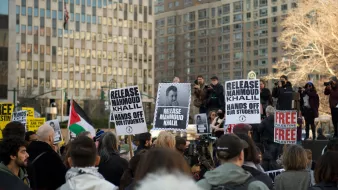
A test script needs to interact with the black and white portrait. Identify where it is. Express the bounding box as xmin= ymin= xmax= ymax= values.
xmin=46 ymin=120 xmax=62 ymax=143
xmin=153 ymin=83 xmax=191 ymax=130
xmin=194 ymin=114 xmax=209 ymax=134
